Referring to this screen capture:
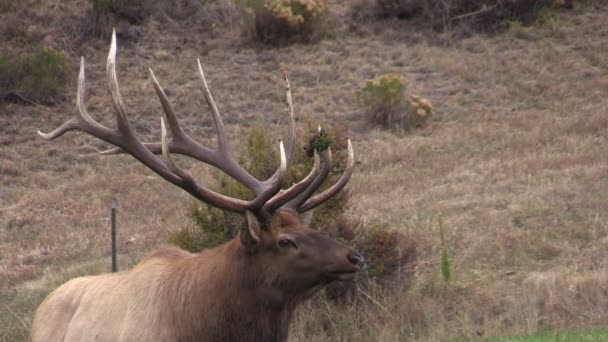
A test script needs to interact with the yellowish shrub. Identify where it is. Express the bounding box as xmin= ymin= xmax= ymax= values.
xmin=359 ymin=73 xmax=432 ymax=131
xmin=265 ymin=0 xmax=327 ymax=28
xmin=239 ymin=0 xmax=329 ymax=44
xmin=407 ymin=95 xmax=433 ymax=128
